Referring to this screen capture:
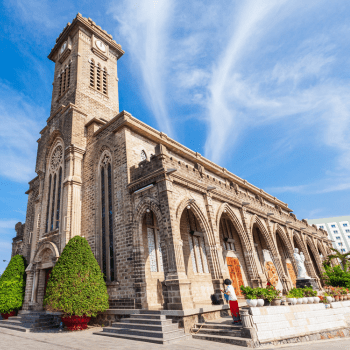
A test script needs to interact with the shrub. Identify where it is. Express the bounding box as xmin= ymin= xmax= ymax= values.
xmin=302 ymin=286 xmax=317 ymax=297
xmin=240 ymin=286 xmax=257 ymax=299
xmin=0 ymin=255 xmax=26 ymax=314
xmin=265 ymin=286 xmax=281 ymax=302
xmin=323 ymin=264 xmax=350 ymax=288
xmin=44 ymin=236 xmax=109 ymax=317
